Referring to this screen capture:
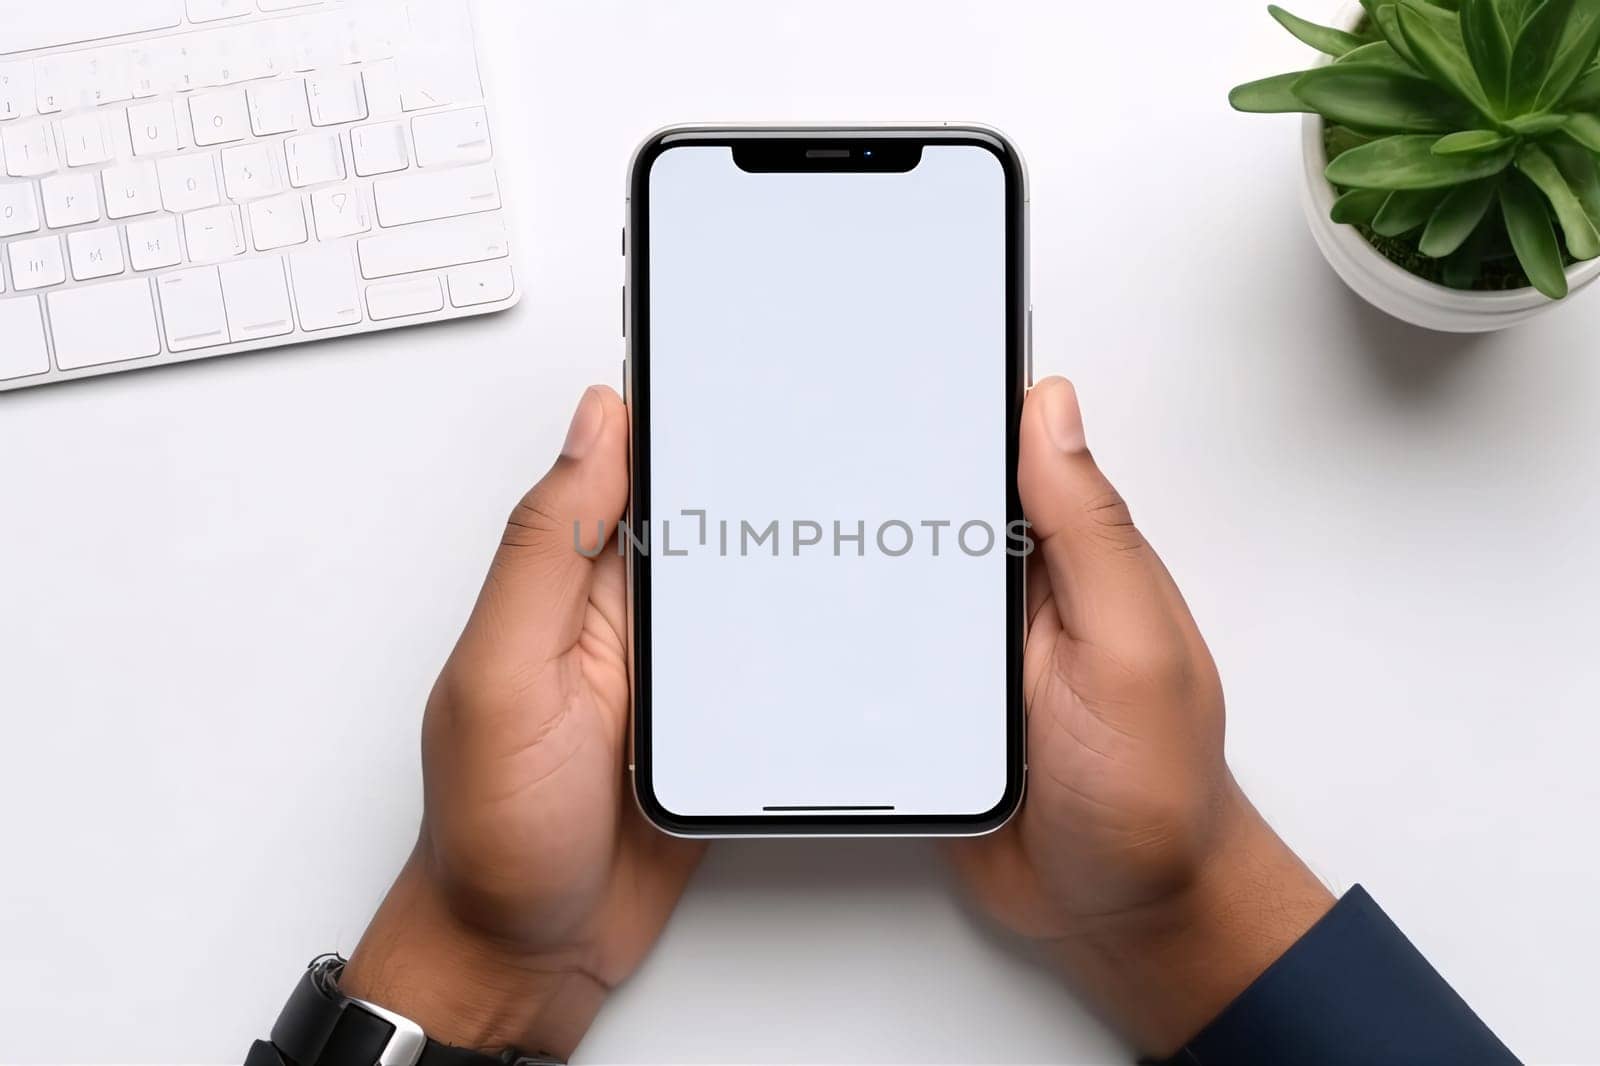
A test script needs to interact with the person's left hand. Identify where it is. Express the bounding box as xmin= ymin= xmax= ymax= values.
xmin=342 ymin=386 xmax=703 ymax=1059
